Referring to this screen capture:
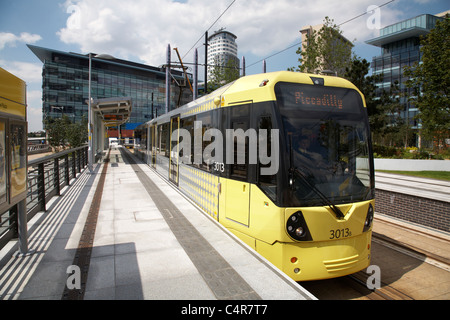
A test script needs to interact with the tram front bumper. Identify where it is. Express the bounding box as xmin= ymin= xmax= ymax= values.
xmin=257 ymin=231 xmax=372 ymax=281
